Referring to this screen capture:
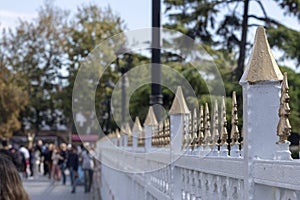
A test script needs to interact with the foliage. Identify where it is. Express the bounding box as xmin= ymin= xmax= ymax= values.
xmin=163 ymin=0 xmax=300 ymax=79
xmin=0 ymin=65 xmax=28 ymax=138
xmin=0 ymin=2 xmax=124 ymax=136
